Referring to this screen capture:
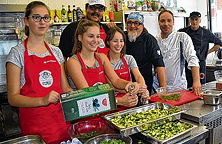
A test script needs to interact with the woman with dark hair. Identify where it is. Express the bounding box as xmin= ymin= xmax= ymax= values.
xmin=6 ymin=1 xmax=72 ymax=143
xmin=105 ymin=26 xmax=149 ymax=108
